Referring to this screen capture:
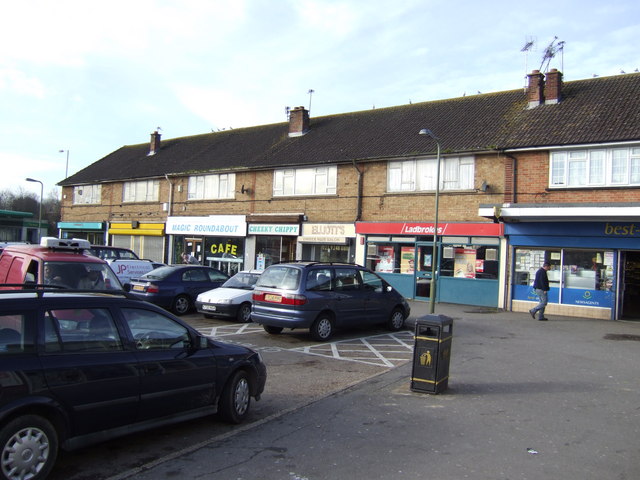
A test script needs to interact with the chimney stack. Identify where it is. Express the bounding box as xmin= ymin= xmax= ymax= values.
xmin=526 ymin=70 xmax=545 ymax=108
xmin=149 ymin=130 xmax=161 ymax=156
xmin=288 ymin=106 xmax=310 ymax=137
xmin=544 ymin=68 xmax=563 ymax=104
